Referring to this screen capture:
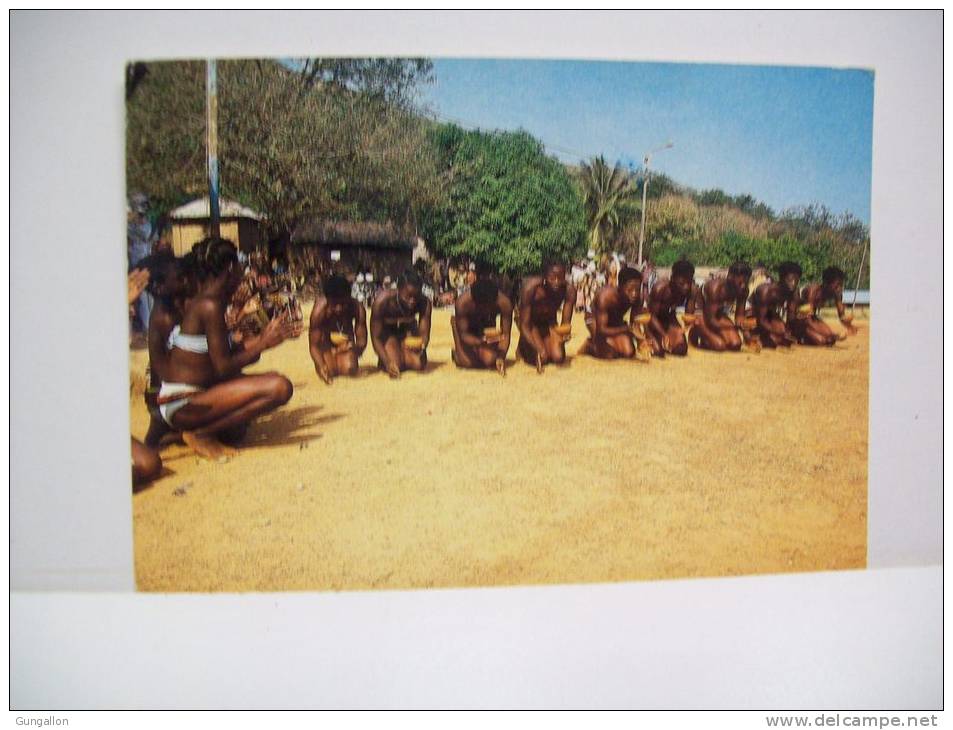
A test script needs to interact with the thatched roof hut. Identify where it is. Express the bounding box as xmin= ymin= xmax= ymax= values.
xmin=291 ymin=220 xmax=417 ymax=250
xmin=291 ymin=220 xmax=422 ymax=274
xmin=168 ymin=197 xmax=264 ymax=256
